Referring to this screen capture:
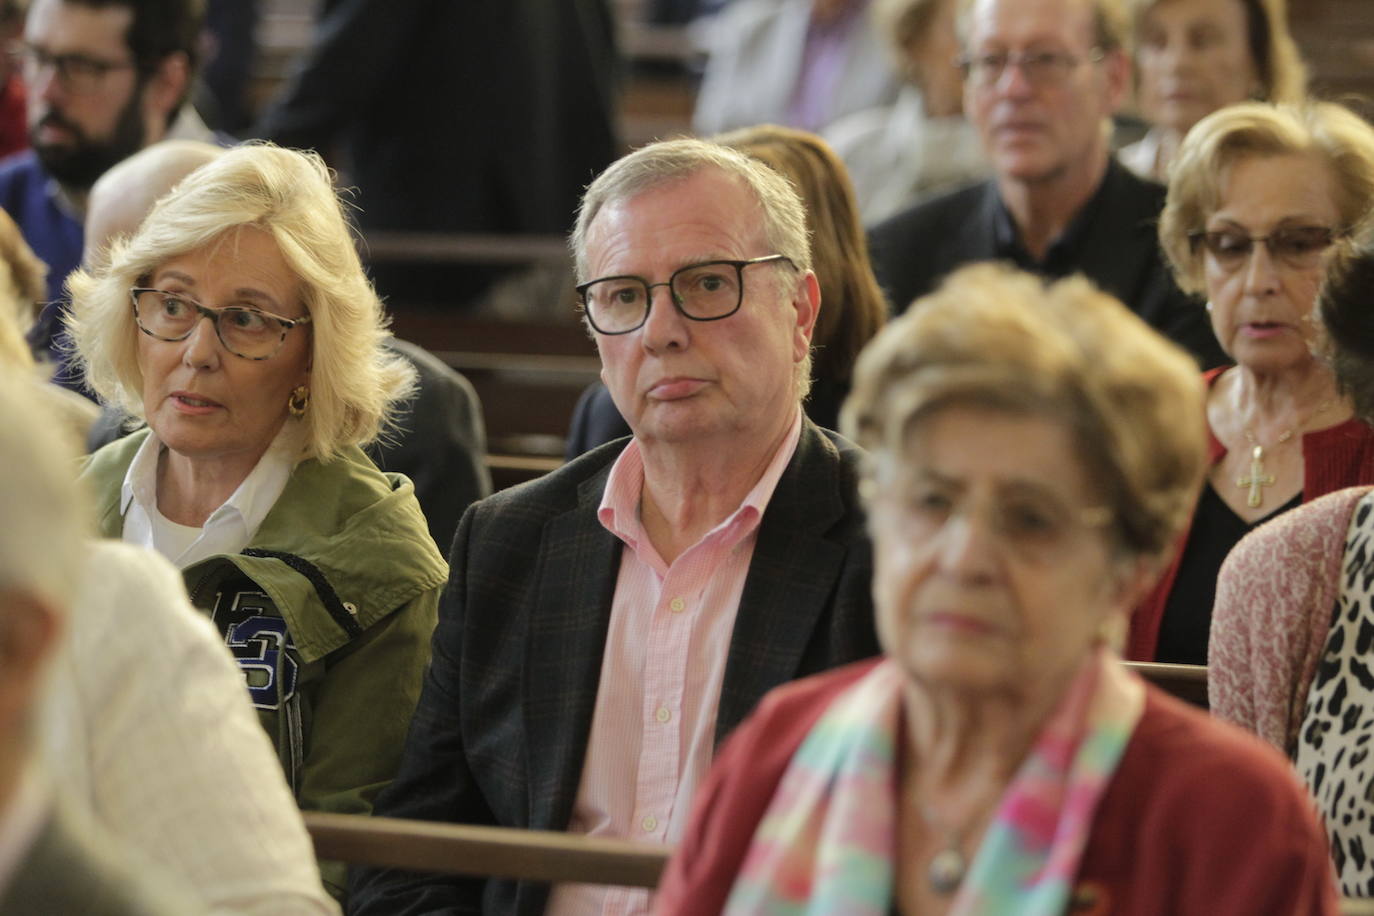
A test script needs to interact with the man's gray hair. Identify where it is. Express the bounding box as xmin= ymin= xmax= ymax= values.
xmin=0 ymin=368 xmax=89 ymax=608
xmin=570 ymin=137 xmax=813 ymax=283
